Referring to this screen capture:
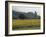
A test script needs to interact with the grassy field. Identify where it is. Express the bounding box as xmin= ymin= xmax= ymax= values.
xmin=12 ymin=19 xmax=40 ymax=30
